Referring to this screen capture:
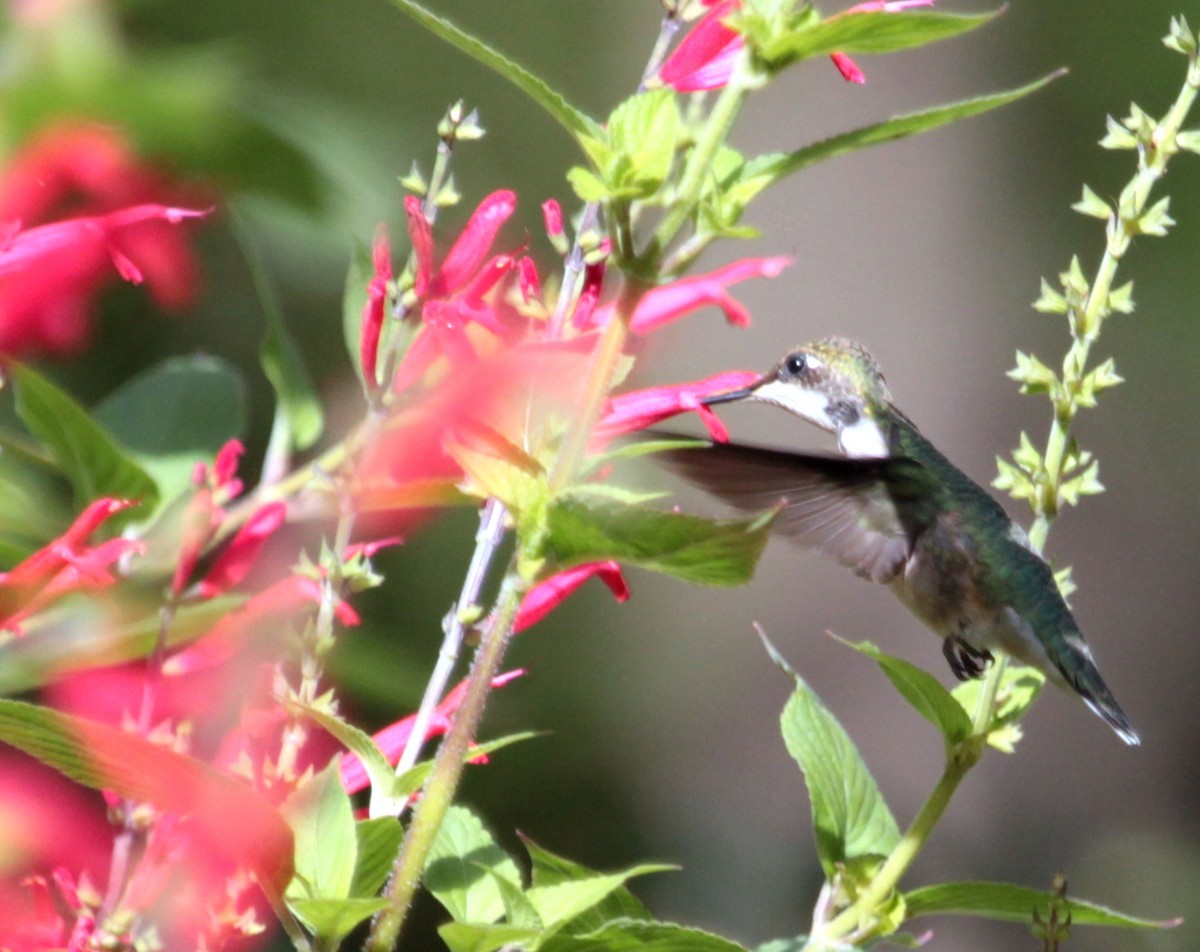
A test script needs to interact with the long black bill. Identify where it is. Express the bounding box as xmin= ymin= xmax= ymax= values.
xmin=698 ymin=387 xmax=755 ymax=406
